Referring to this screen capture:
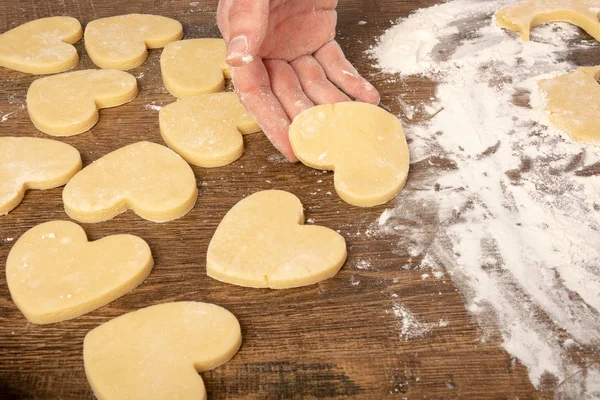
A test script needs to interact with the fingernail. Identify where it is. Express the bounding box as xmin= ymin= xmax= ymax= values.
xmin=227 ymin=36 xmax=248 ymax=60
